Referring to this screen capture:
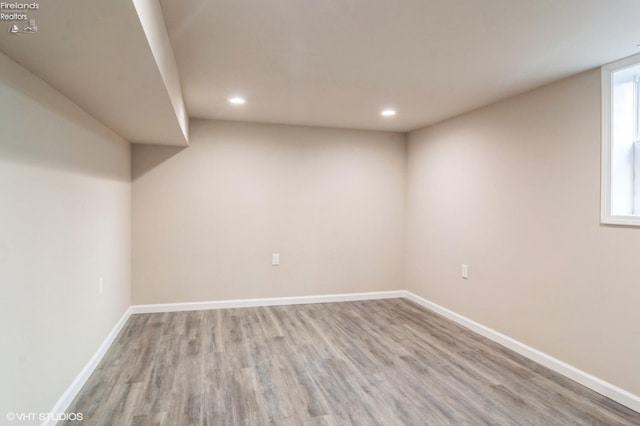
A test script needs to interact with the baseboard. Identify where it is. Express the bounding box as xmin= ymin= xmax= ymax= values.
xmin=44 ymin=291 xmax=401 ymax=425
xmin=403 ymin=290 xmax=640 ymax=413
xmin=43 ymin=306 xmax=133 ymax=426
xmin=130 ymin=290 xmax=406 ymax=314
xmin=45 ymin=290 xmax=639 ymax=424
